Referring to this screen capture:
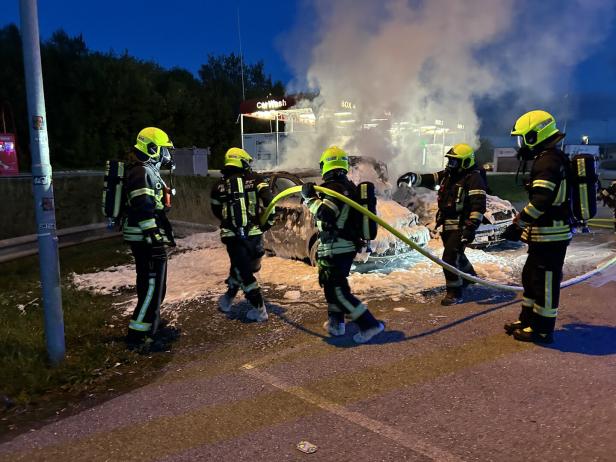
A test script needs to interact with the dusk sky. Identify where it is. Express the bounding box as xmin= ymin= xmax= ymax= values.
xmin=4 ymin=0 xmax=616 ymax=143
